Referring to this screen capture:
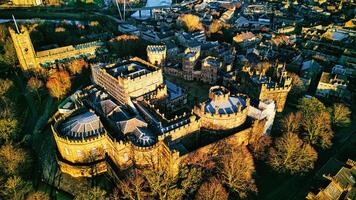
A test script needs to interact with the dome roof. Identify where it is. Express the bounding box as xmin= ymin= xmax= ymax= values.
xmin=60 ymin=111 xmax=105 ymax=140
xmin=205 ymin=86 xmax=247 ymax=115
